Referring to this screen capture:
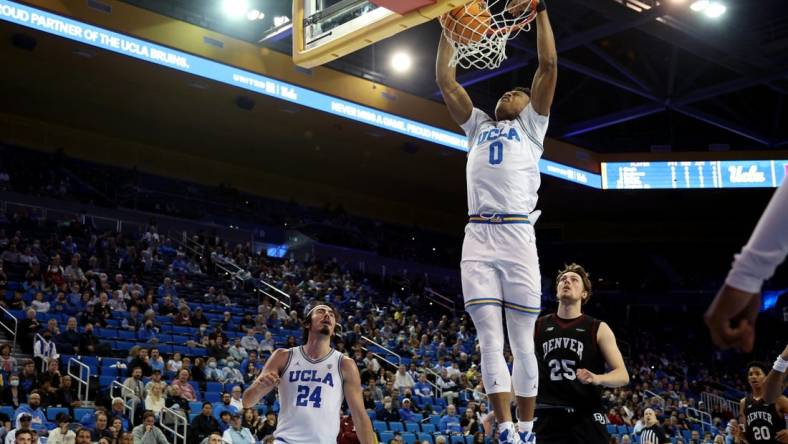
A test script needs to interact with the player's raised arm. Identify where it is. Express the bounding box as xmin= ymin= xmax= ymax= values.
xmin=577 ymin=322 xmax=629 ymax=388
xmin=341 ymin=356 xmax=376 ymax=444
xmin=242 ymin=348 xmax=288 ymax=409
xmin=529 ymin=1 xmax=557 ymax=116
xmin=436 ymin=33 xmax=473 ymax=125
xmin=763 ymin=344 xmax=788 ymax=403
